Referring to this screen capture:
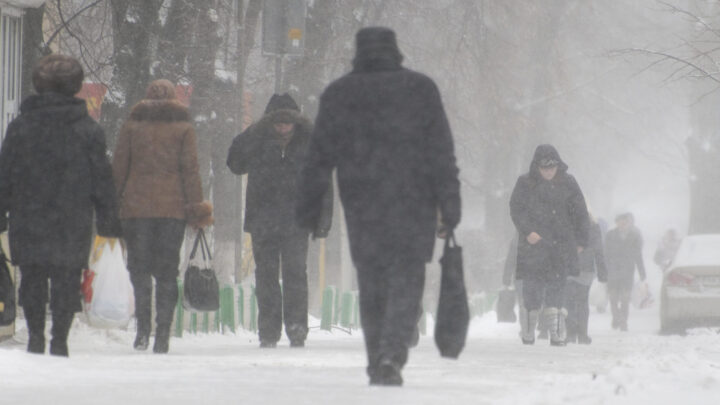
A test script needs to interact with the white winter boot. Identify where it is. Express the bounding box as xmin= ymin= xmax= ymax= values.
xmin=545 ymin=307 xmax=568 ymax=346
xmin=520 ymin=308 xmax=540 ymax=345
